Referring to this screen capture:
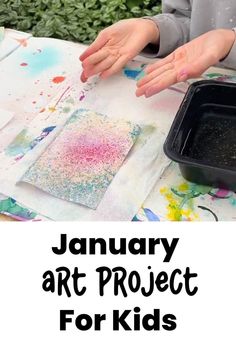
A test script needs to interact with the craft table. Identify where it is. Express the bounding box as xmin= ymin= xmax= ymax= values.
xmin=0 ymin=28 xmax=235 ymax=221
